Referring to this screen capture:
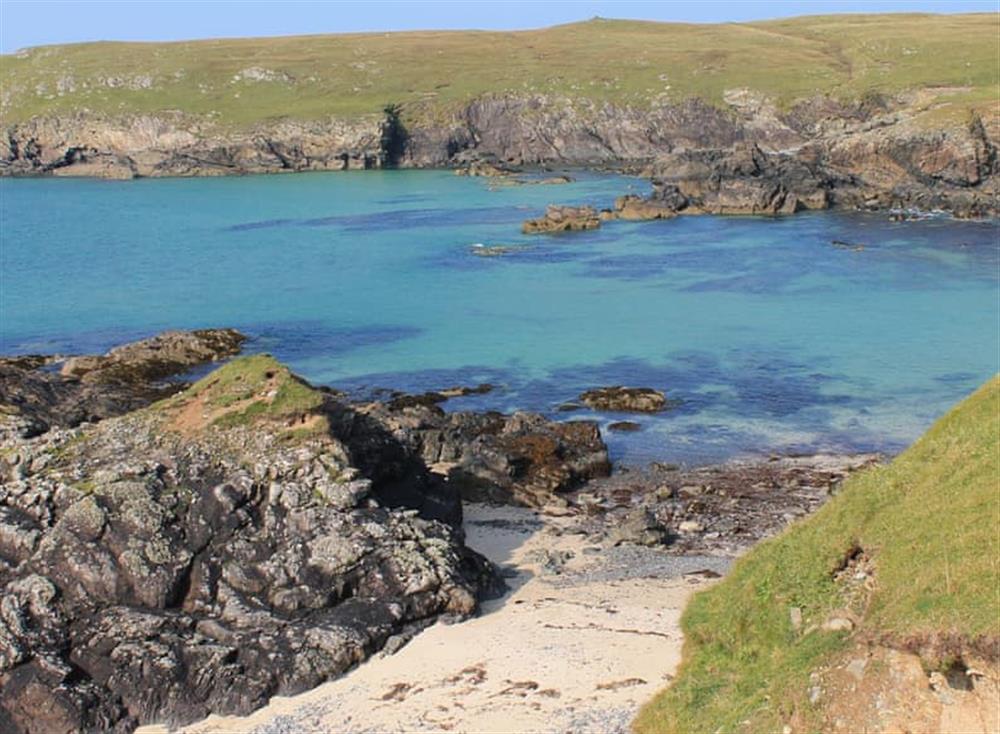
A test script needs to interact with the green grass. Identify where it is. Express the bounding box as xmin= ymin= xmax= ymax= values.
xmin=159 ymin=354 xmax=325 ymax=429
xmin=635 ymin=375 xmax=1000 ymax=734
xmin=0 ymin=14 xmax=995 ymax=127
